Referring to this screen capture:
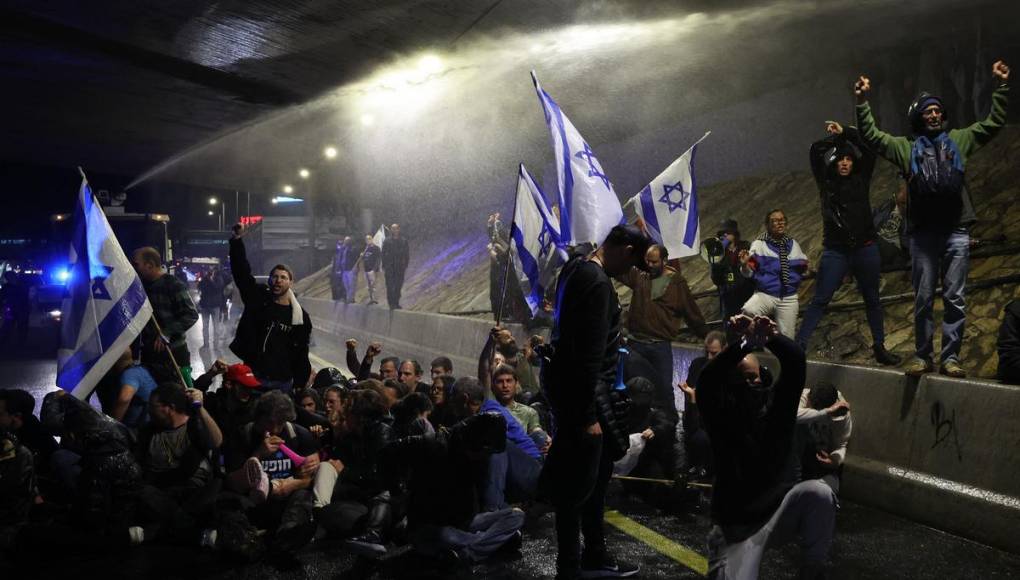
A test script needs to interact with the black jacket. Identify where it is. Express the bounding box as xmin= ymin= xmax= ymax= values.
xmin=381 ymin=238 xmax=409 ymax=274
xmin=542 ymin=257 xmax=622 ymax=430
xmin=331 ymin=419 xmax=393 ymax=494
xmin=998 ymin=300 xmax=1020 ymax=383
xmin=696 ymin=335 xmax=805 ymax=541
xmin=228 ymin=237 xmax=312 ymax=387
xmin=710 ymin=245 xmax=755 ymax=317
xmin=809 ymin=127 xmax=878 ymax=249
